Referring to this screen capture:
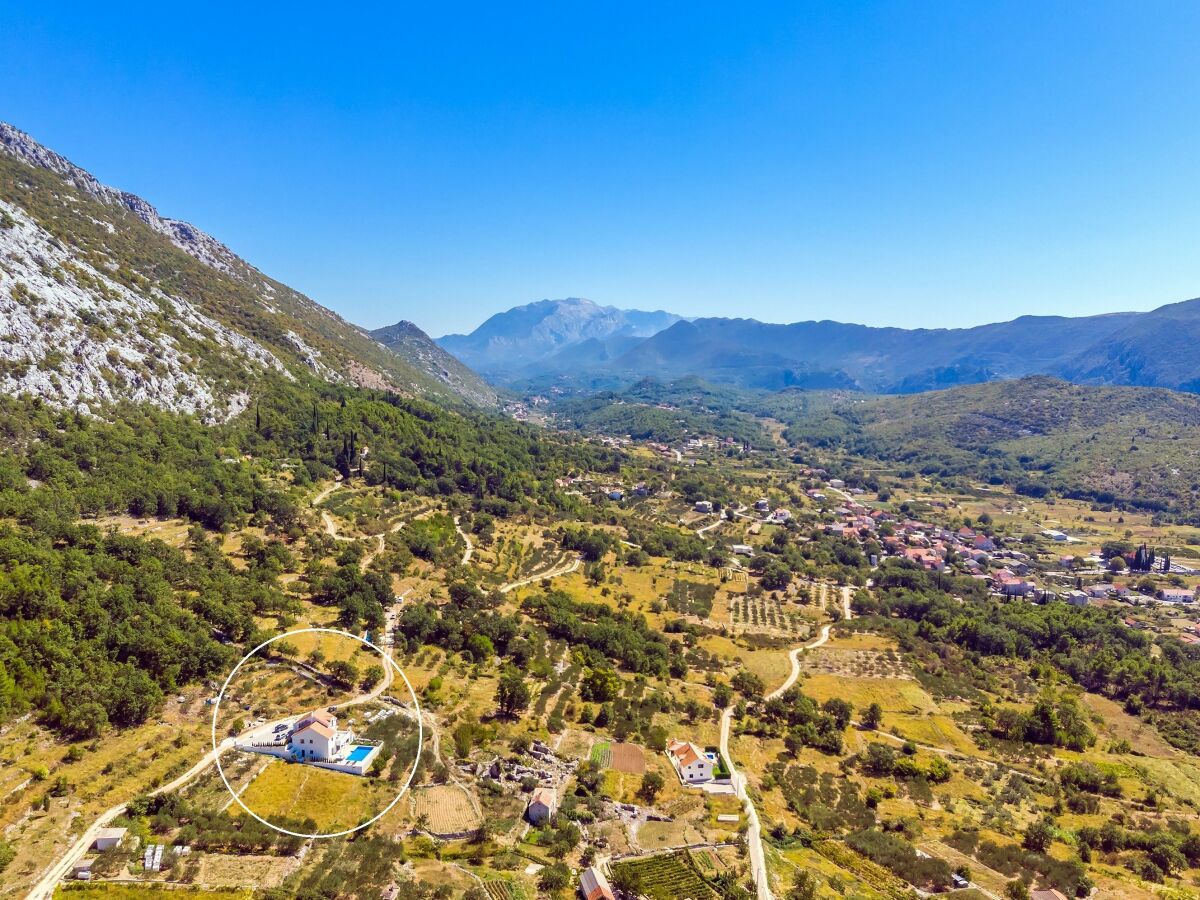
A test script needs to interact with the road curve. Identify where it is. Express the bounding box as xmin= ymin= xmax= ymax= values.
xmin=720 ymin=584 xmax=854 ymax=900
xmin=498 ymin=556 xmax=581 ymax=594
xmin=26 ymin=736 xmax=235 ymax=900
